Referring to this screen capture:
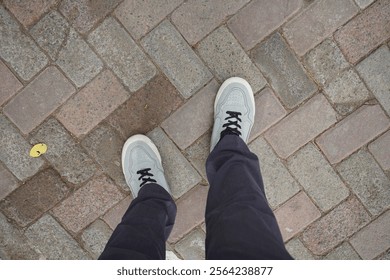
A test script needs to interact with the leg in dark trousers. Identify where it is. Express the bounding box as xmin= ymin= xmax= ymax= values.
xmin=205 ymin=134 xmax=292 ymax=260
xmin=99 ymin=184 xmax=176 ymax=260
